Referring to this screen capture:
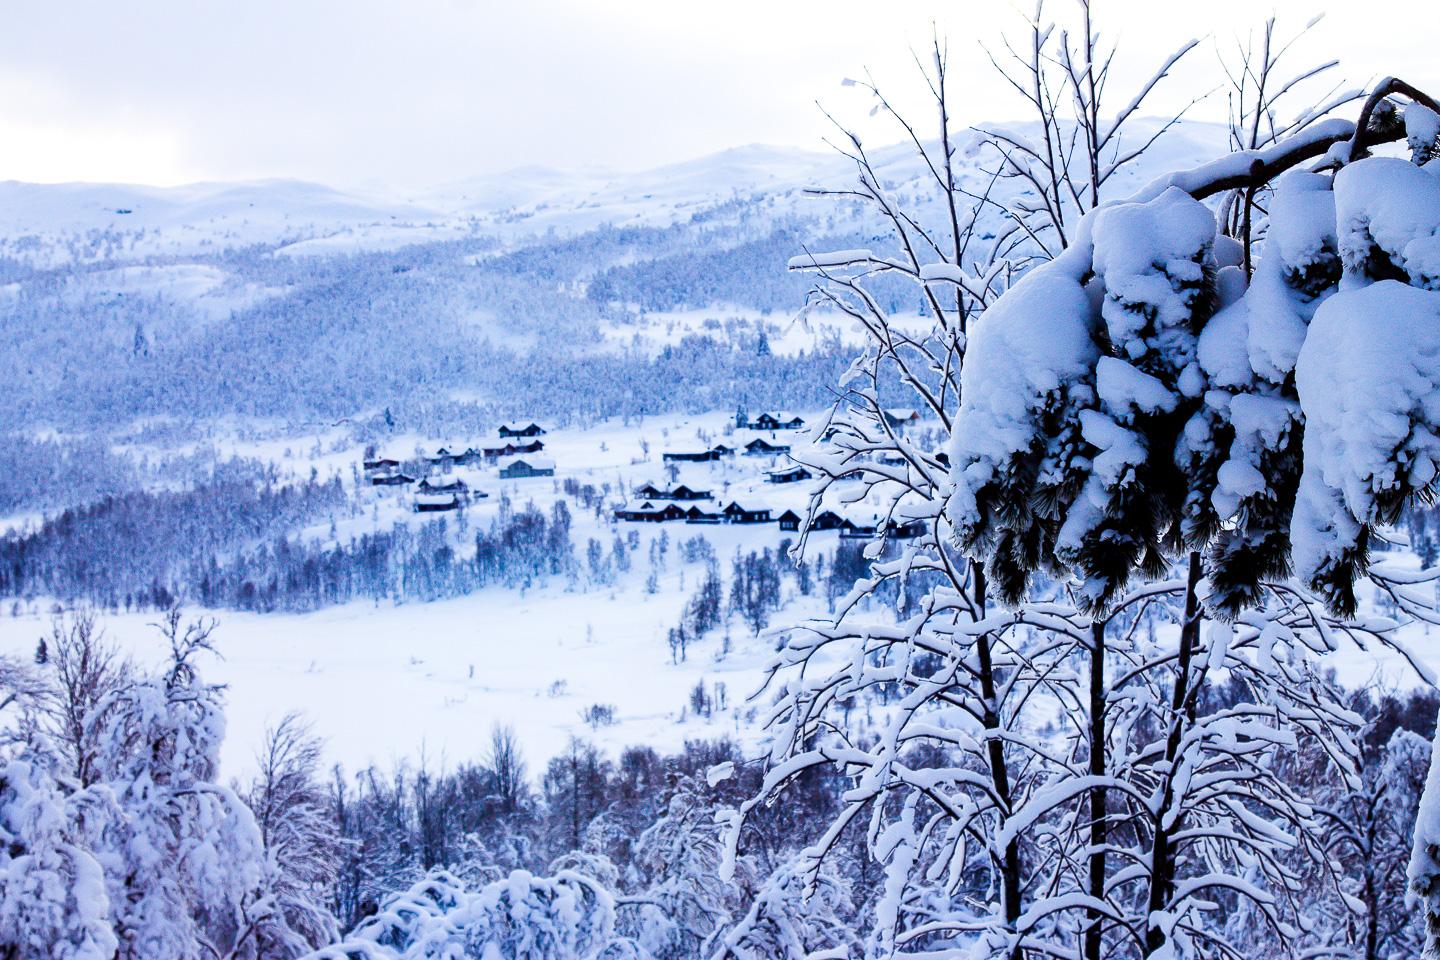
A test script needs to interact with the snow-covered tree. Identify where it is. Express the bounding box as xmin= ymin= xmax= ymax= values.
xmin=247 ymin=712 xmax=346 ymax=954
xmin=86 ymin=609 xmax=283 ymax=959
xmin=0 ymin=754 xmax=117 ymax=960
xmin=0 ymin=608 xmax=340 ymax=958
xmin=305 ymin=867 xmax=637 ymax=960
xmin=624 ymin=776 xmax=746 ymax=959
xmin=731 ymin=6 xmax=1440 ymax=959
xmin=709 ymin=859 xmax=855 ymax=960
